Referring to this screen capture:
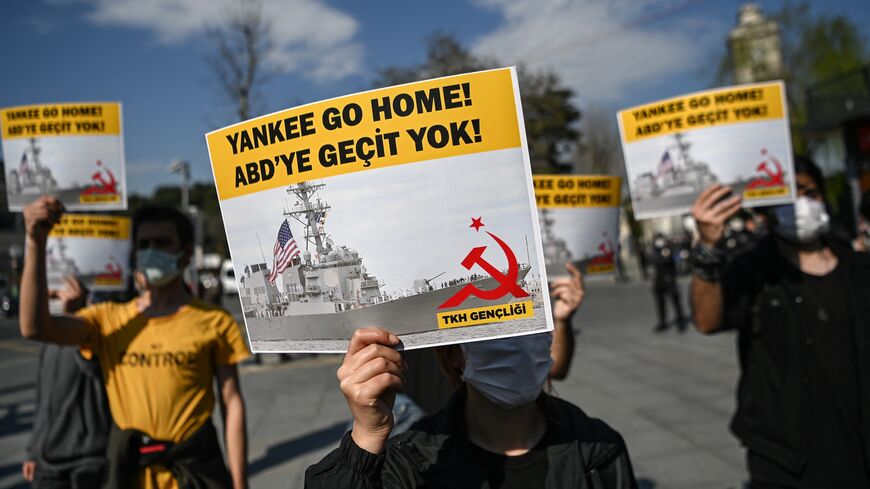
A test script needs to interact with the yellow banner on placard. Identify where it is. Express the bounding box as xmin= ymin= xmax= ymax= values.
xmin=619 ymin=82 xmax=785 ymax=143
xmin=93 ymin=276 xmax=124 ymax=286
xmin=743 ymin=186 xmax=790 ymax=200
xmin=587 ymin=263 xmax=616 ymax=274
xmin=1 ymin=102 xmax=121 ymax=139
xmin=48 ymin=214 xmax=130 ymax=240
xmin=437 ymin=300 xmax=534 ymax=329
xmin=534 ymin=175 xmax=621 ymax=208
xmin=206 ymin=68 xmax=522 ymax=200
xmin=80 ymin=194 xmax=122 ymax=204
